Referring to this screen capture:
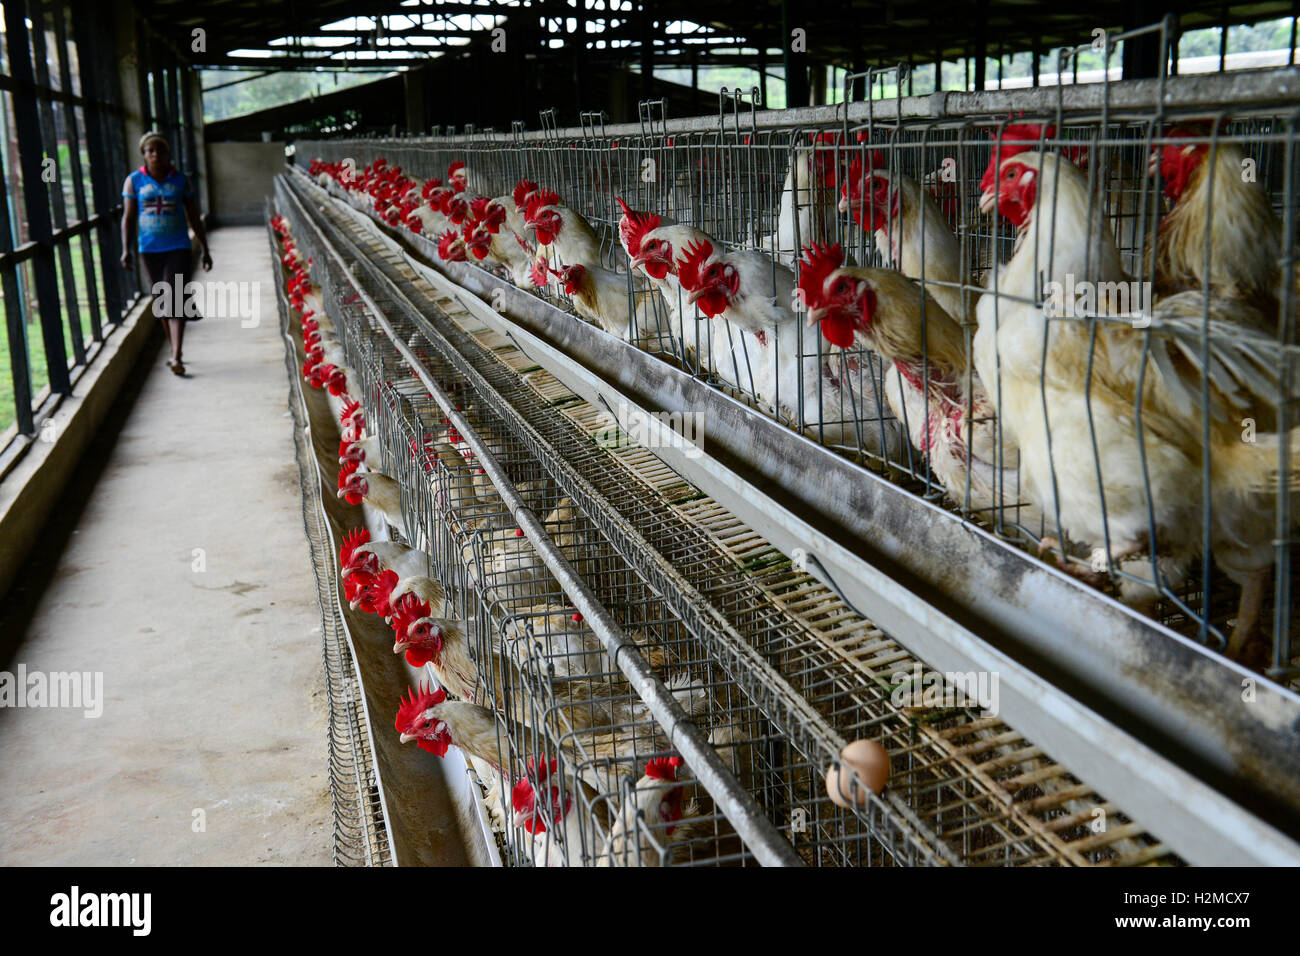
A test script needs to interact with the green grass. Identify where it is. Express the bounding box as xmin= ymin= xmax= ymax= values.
xmin=0 ymin=321 xmax=13 ymax=432
xmin=0 ymin=310 xmax=51 ymax=434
